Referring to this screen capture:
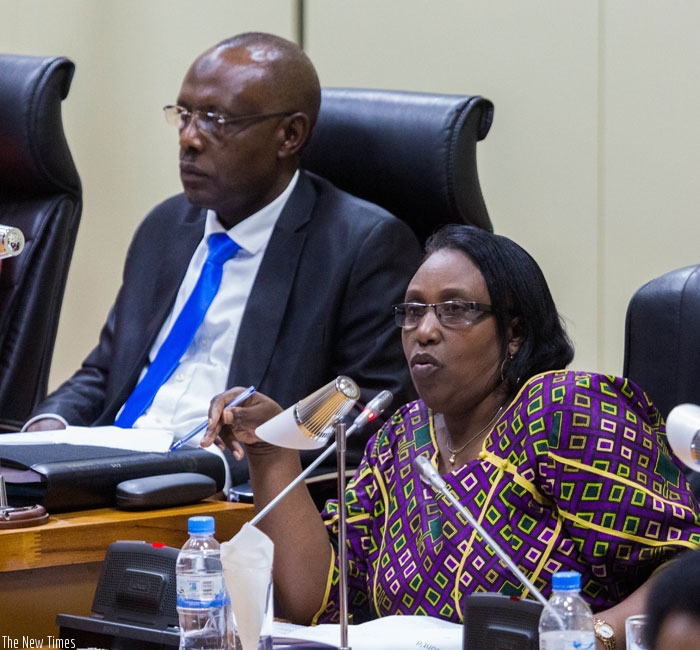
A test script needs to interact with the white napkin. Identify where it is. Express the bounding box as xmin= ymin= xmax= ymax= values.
xmin=221 ymin=523 xmax=275 ymax=650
